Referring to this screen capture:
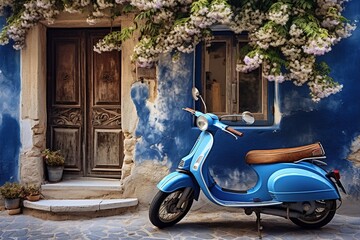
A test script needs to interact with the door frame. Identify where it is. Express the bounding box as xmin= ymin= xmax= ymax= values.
xmin=19 ymin=14 xmax=138 ymax=184
xmin=46 ymin=28 xmax=124 ymax=178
